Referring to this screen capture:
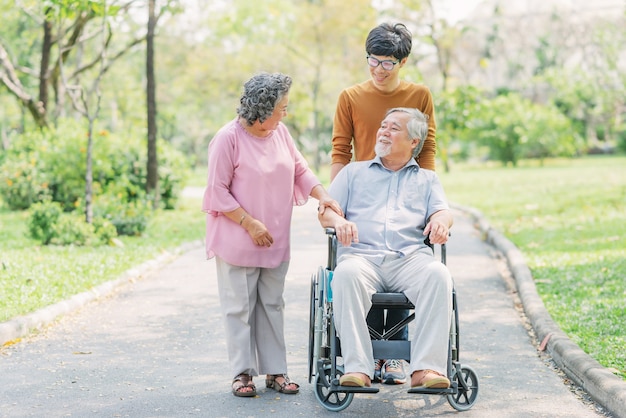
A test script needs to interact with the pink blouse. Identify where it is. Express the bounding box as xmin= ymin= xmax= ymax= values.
xmin=202 ymin=118 xmax=320 ymax=268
